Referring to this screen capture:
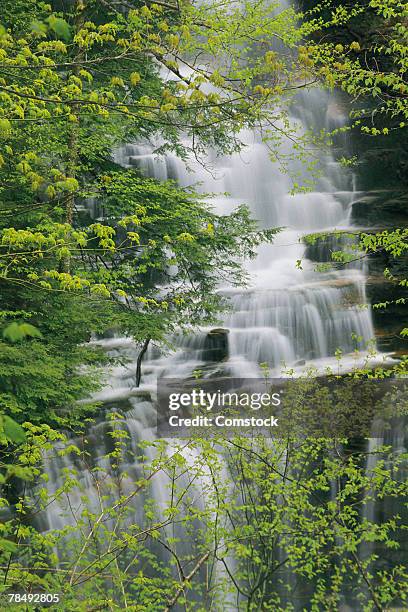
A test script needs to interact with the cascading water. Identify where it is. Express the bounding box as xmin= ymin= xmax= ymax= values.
xmin=111 ymin=88 xmax=380 ymax=381
xmin=40 ymin=81 xmax=385 ymax=509
xmin=37 ymin=86 xmax=387 ymax=526
xmin=33 ymin=10 xmax=400 ymax=609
